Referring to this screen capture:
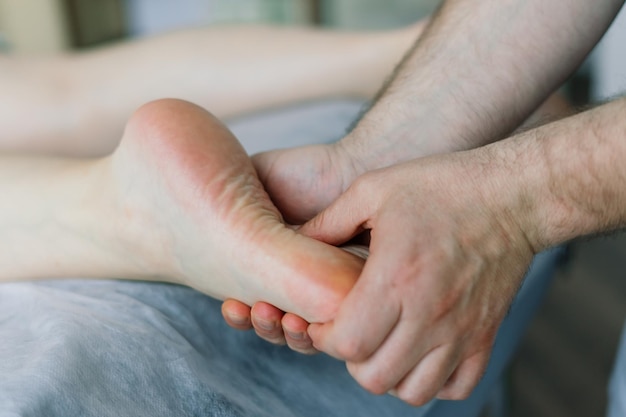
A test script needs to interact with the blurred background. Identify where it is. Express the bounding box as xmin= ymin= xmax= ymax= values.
xmin=1 ymin=1 xmax=625 ymax=416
